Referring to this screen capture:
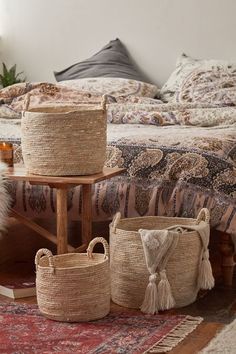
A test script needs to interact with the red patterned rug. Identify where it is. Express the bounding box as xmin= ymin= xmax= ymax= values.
xmin=0 ymin=303 xmax=202 ymax=353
